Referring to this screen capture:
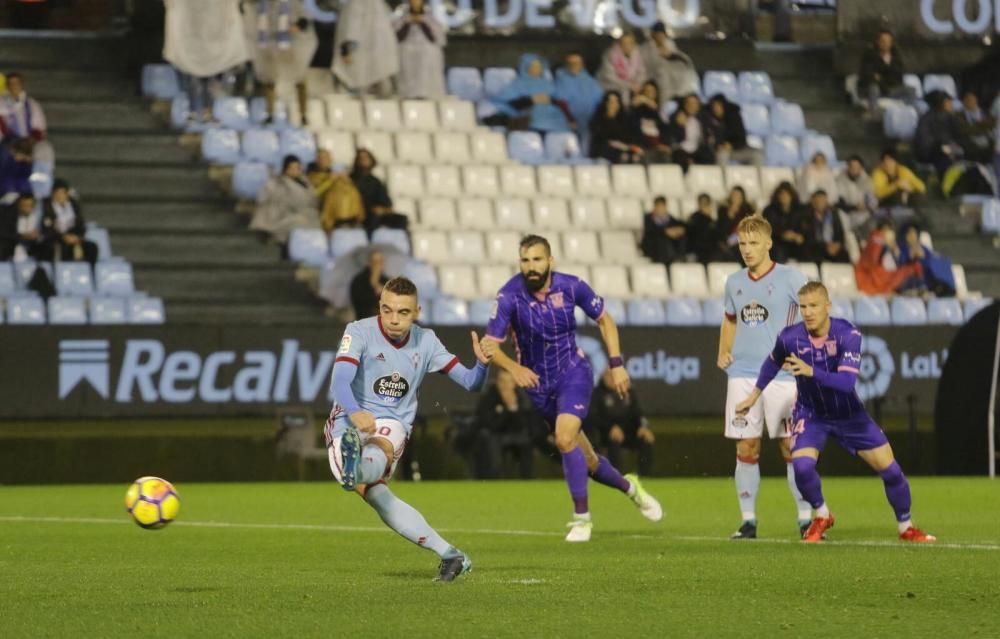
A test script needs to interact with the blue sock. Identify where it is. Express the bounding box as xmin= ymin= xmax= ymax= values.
xmin=365 ymin=483 xmax=457 ymax=559
xmin=357 ymin=445 xmax=389 ymax=485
